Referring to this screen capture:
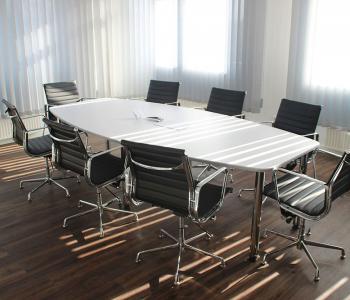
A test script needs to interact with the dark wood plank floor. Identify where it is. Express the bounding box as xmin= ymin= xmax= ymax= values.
xmin=1 ymin=141 xmax=350 ymax=300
